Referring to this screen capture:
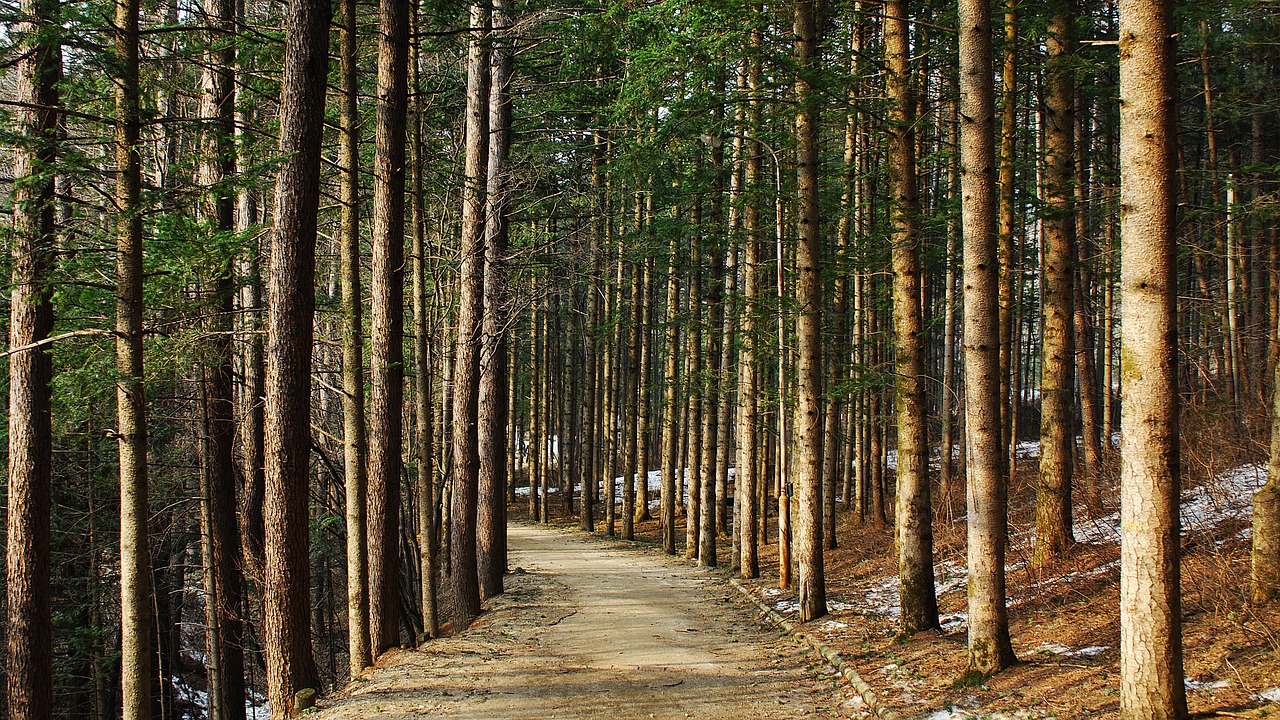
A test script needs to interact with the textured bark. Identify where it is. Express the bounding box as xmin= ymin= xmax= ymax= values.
xmin=662 ymin=223 xmax=682 ymax=555
xmin=368 ymin=0 xmax=409 ymax=653
xmin=885 ymin=0 xmax=939 ymax=635
xmin=478 ymin=0 xmax=512 ymax=598
xmin=792 ymin=0 xmax=827 ymax=622
xmin=115 ymin=0 xmax=154 ymax=713
xmin=1117 ymin=0 xmax=1187 ymax=716
xmin=637 ymin=253 xmax=656 ymax=525
xmin=686 ymin=203 xmax=704 ymax=560
xmin=1035 ymin=0 xmax=1078 ymax=564
xmin=199 ymin=0 xmax=247 ymax=709
xmin=1075 ymin=100 xmax=1103 ymax=480
xmin=582 ymin=131 xmax=606 ymax=534
xmin=409 ymin=1 xmax=438 ymax=641
xmin=735 ymin=31 xmax=763 ymax=576
xmin=6 ymin=0 xmax=59 ymax=714
xmin=529 ymin=305 xmax=543 ymax=521
xmin=624 ymin=257 xmax=642 ymax=541
xmin=958 ymin=0 xmax=1017 ymax=674
xmin=699 ymin=237 xmax=724 ymax=566
xmin=337 ymin=0 xmax=371 ymax=670
xmin=262 ymin=0 xmax=329 ymax=709
xmin=451 ymin=0 xmax=491 ymax=624
xmin=1255 ymin=354 xmax=1280 ymax=603
xmin=997 ymin=0 xmax=1018 ymax=470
